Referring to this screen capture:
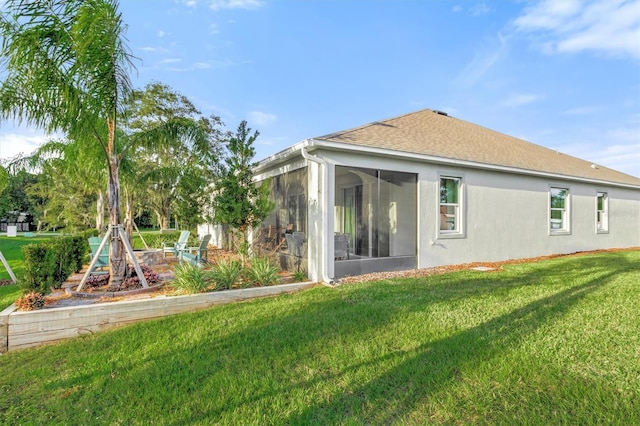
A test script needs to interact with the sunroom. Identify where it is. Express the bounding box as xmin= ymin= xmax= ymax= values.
xmin=255 ymin=156 xmax=417 ymax=281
